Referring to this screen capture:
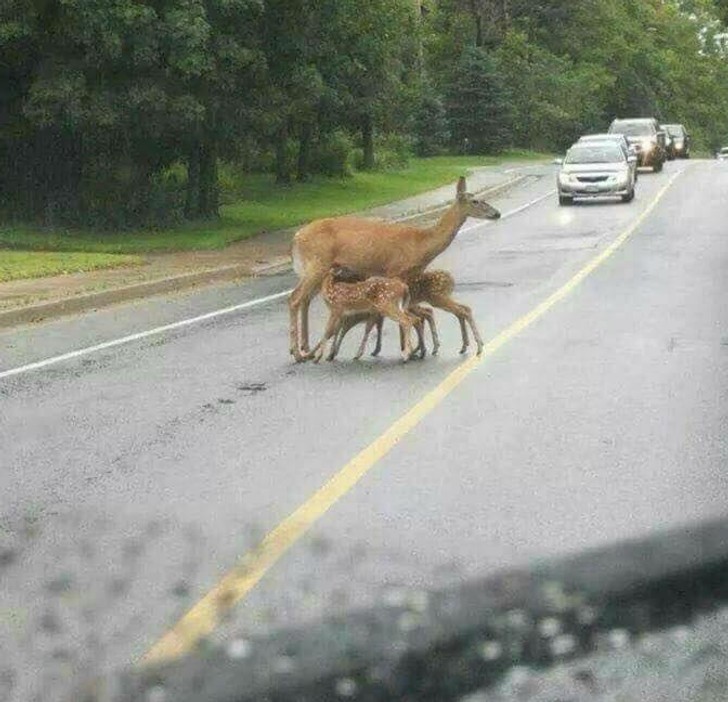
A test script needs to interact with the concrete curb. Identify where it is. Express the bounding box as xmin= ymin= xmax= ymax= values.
xmin=113 ymin=517 xmax=728 ymax=702
xmin=0 ymin=174 xmax=529 ymax=330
